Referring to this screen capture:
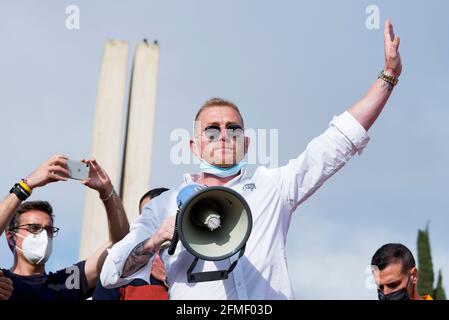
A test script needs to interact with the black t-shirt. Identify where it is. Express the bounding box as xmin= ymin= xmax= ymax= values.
xmin=1 ymin=261 xmax=92 ymax=300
